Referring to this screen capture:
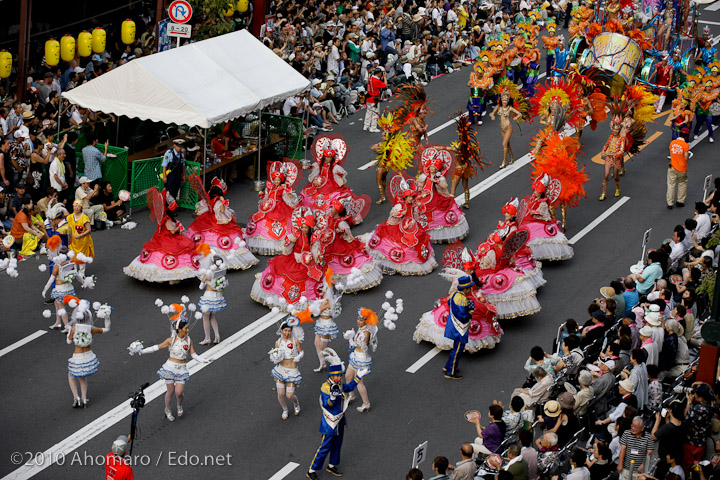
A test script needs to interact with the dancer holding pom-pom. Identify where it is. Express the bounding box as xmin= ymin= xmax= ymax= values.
xmin=268 ymin=313 xmax=308 ymax=419
xmin=196 ymin=244 xmax=228 ymax=345
xmin=344 ymin=308 xmax=378 ymax=413
xmin=43 ymin=243 xmax=78 ymax=332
